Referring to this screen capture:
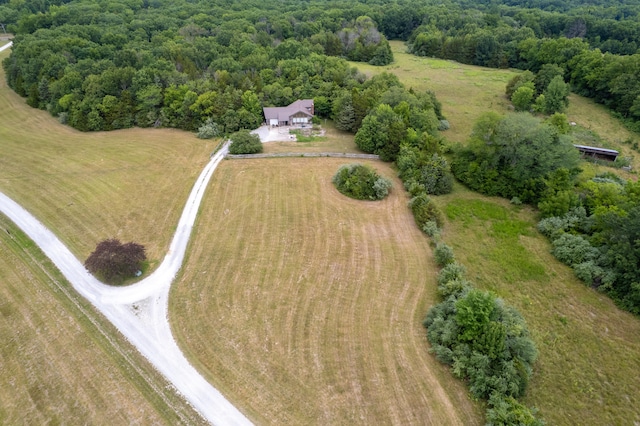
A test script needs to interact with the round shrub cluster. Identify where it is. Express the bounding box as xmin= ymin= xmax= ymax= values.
xmin=409 ymin=193 xmax=444 ymax=228
xmin=332 ymin=163 xmax=392 ymax=200
xmin=228 ymin=129 xmax=263 ymax=154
